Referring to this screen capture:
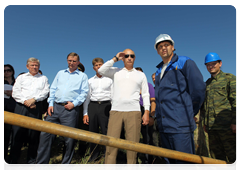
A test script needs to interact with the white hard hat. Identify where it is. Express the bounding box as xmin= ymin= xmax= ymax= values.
xmin=154 ymin=34 xmax=174 ymax=50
